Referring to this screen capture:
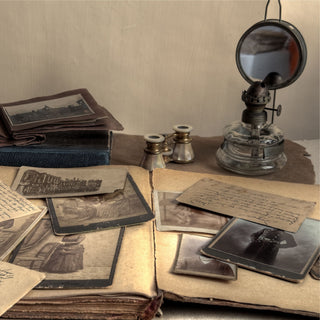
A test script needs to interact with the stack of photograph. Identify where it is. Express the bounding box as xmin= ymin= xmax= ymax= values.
xmin=0 ymin=89 xmax=123 ymax=168
xmin=0 ymin=165 xmax=159 ymax=320
xmin=1 ymin=166 xmax=319 ymax=318
xmin=154 ymin=177 xmax=319 ymax=283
